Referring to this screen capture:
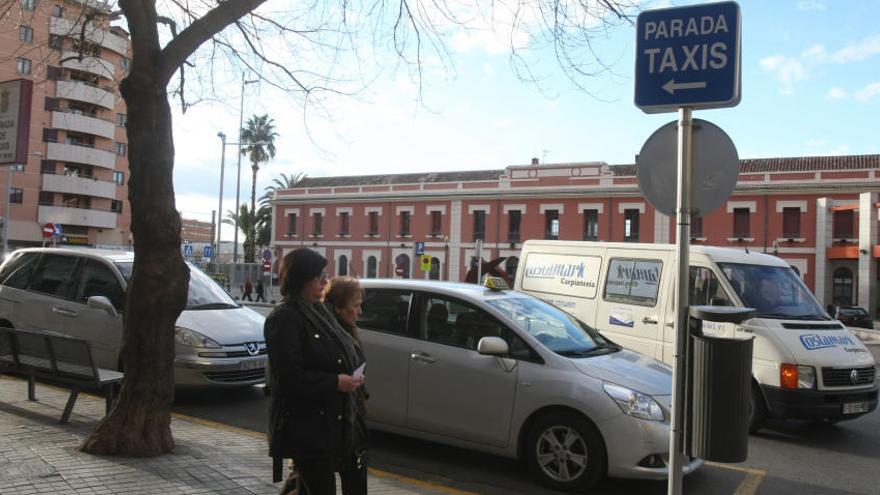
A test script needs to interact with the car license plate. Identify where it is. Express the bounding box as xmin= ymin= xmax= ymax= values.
xmin=241 ymin=358 xmax=266 ymax=371
xmin=842 ymin=402 xmax=871 ymax=415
